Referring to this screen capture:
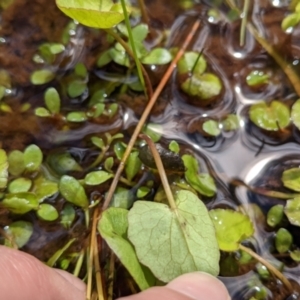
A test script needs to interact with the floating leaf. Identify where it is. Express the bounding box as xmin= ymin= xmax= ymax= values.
xmin=0 ymin=149 xmax=8 ymax=189
xmin=67 ymin=111 xmax=87 ymax=122
xmin=203 ymin=120 xmax=221 ymax=136
xmin=67 ymin=81 xmax=87 ymax=98
xmin=246 ymin=70 xmax=269 ymax=86
xmin=8 ymin=178 xmax=32 ymax=193
xmin=35 ymin=107 xmax=51 ymax=117
xmin=284 ymin=197 xmax=300 ymax=226
xmin=8 ymin=150 xmax=25 ymax=176
xmin=56 ymin=0 xmax=125 ymax=29
xmin=45 ymin=87 xmax=60 ymax=114
xmin=249 ymin=101 xmax=290 ymax=131
xmin=141 ymin=48 xmax=172 ymax=65
xmin=125 ymin=151 xmax=142 ymax=182
xmin=290 ymin=250 xmax=300 ymax=262
xmin=91 ymin=136 xmax=105 ymax=150
xmin=24 ymin=144 xmax=43 ymax=172
xmin=267 ymin=204 xmax=284 ymax=227
xmin=291 ymin=99 xmax=300 ymax=130
xmin=98 ymin=207 xmax=156 ymax=290
xmin=209 ymin=209 xmax=254 ymax=251
xmin=222 ymin=114 xmax=240 ymax=131
xmin=142 ymin=123 xmax=162 ymax=143
xmin=37 ymin=203 xmax=59 ymax=221
xmin=59 ymin=175 xmax=88 ymax=208
xmin=182 ymin=154 xmax=216 ymax=197
xmin=33 ymin=176 xmax=58 ymax=203
xmin=30 ymin=69 xmax=55 ymax=85
xmin=168 ymin=140 xmax=180 ymax=154
xmin=48 ymin=152 xmax=82 ymax=175
xmin=4 ymin=221 xmax=33 ymax=248
xmin=275 ymin=228 xmax=293 ymax=254
xmin=2 ymin=192 xmax=39 ymax=214
xmin=181 ymin=73 xmax=222 ymax=100
xmin=281 ymin=13 xmax=300 ymax=31
xmin=177 ymin=51 xmax=207 ymax=75
xmin=128 ymin=190 xmax=220 ymax=282
xmin=61 ymin=203 xmax=76 ymax=228
xmin=282 ymin=168 xmax=300 ymax=192
xmin=110 ymin=187 xmax=133 ymax=209
xmin=84 ymin=171 xmax=113 ymax=186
